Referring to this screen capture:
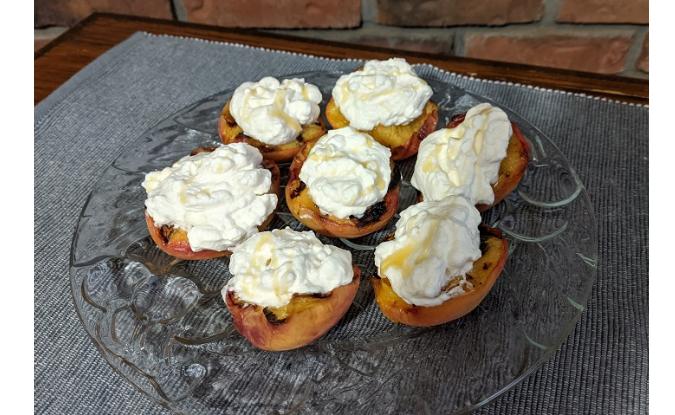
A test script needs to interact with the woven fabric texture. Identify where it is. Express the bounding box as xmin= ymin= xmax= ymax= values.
xmin=34 ymin=32 xmax=648 ymax=414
